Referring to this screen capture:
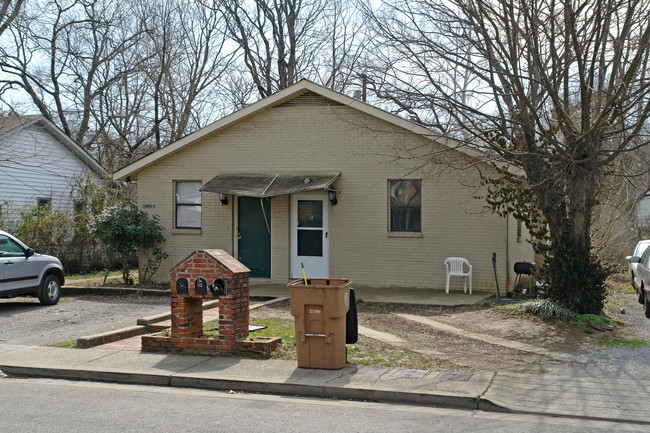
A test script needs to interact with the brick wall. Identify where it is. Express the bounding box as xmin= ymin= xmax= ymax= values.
xmin=136 ymin=100 xmax=536 ymax=291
